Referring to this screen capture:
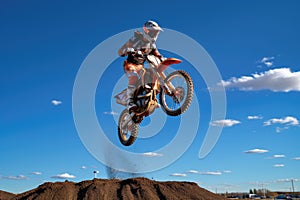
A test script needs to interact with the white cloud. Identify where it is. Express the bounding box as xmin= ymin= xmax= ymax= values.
xmin=244 ymin=148 xmax=269 ymax=154
xmin=272 ymin=154 xmax=286 ymax=158
xmin=187 ymin=170 xmax=200 ymax=174
xmin=276 ymin=178 xmax=300 ymax=182
xmin=51 ymin=173 xmax=76 ymax=179
xmin=257 ymin=56 xmax=275 ymax=68
xmin=248 ymin=115 xmax=263 ymax=120
xmin=292 ymin=157 xmax=300 ymax=160
xmin=187 ymin=170 xmax=229 ymax=175
xmin=276 ymin=126 xmax=289 ymax=133
xmin=31 ymin=172 xmax=42 ymax=175
xmin=220 ymin=68 xmax=300 ymax=92
xmin=264 ymin=116 xmax=299 ymax=126
xmin=264 ymin=116 xmax=300 ymax=133
xmin=142 ymin=152 xmax=163 ymax=157
xmin=210 ymin=119 xmax=241 ymax=127
xmin=277 ymin=178 xmax=291 ymax=182
xmin=200 ymin=171 xmax=222 ymax=176
xmin=170 ymin=173 xmax=187 ymax=177
xmin=261 ymin=57 xmax=274 ymax=62
xmin=3 ymin=175 xmax=27 ymax=180
xmin=103 ymin=111 xmax=118 ymax=115
xmin=81 ymin=166 xmax=87 ymax=169
xmin=51 ymin=99 xmax=62 ymax=106
xmin=264 ymin=61 xmax=273 ymax=67
xmin=273 ymin=164 xmax=285 ymax=167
